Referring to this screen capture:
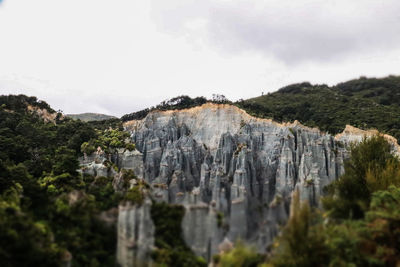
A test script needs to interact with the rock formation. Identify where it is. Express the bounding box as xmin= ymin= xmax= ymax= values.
xmin=81 ymin=103 xmax=399 ymax=265
xmin=123 ymin=103 xmax=349 ymax=263
xmin=117 ymin=200 xmax=154 ymax=267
